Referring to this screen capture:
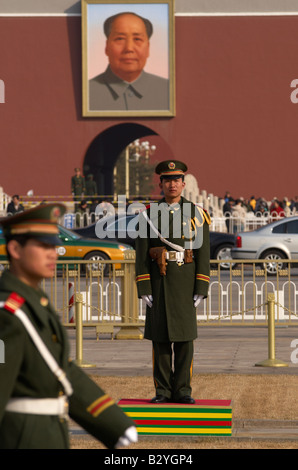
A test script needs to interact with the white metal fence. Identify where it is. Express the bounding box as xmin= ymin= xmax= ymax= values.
xmin=210 ymin=211 xmax=293 ymax=233
xmin=41 ymin=260 xmax=298 ymax=330
xmin=71 ymin=209 xmax=293 ymax=234
xmin=2 ymin=259 xmax=298 ymax=332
